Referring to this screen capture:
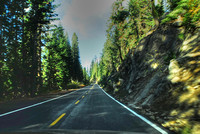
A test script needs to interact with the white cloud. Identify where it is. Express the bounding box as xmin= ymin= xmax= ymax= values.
xmin=55 ymin=0 xmax=115 ymax=39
